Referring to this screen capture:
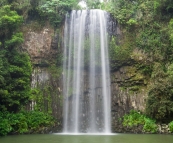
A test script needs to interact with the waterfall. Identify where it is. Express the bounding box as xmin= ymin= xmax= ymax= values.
xmin=63 ymin=9 xmax=111 ymax=133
